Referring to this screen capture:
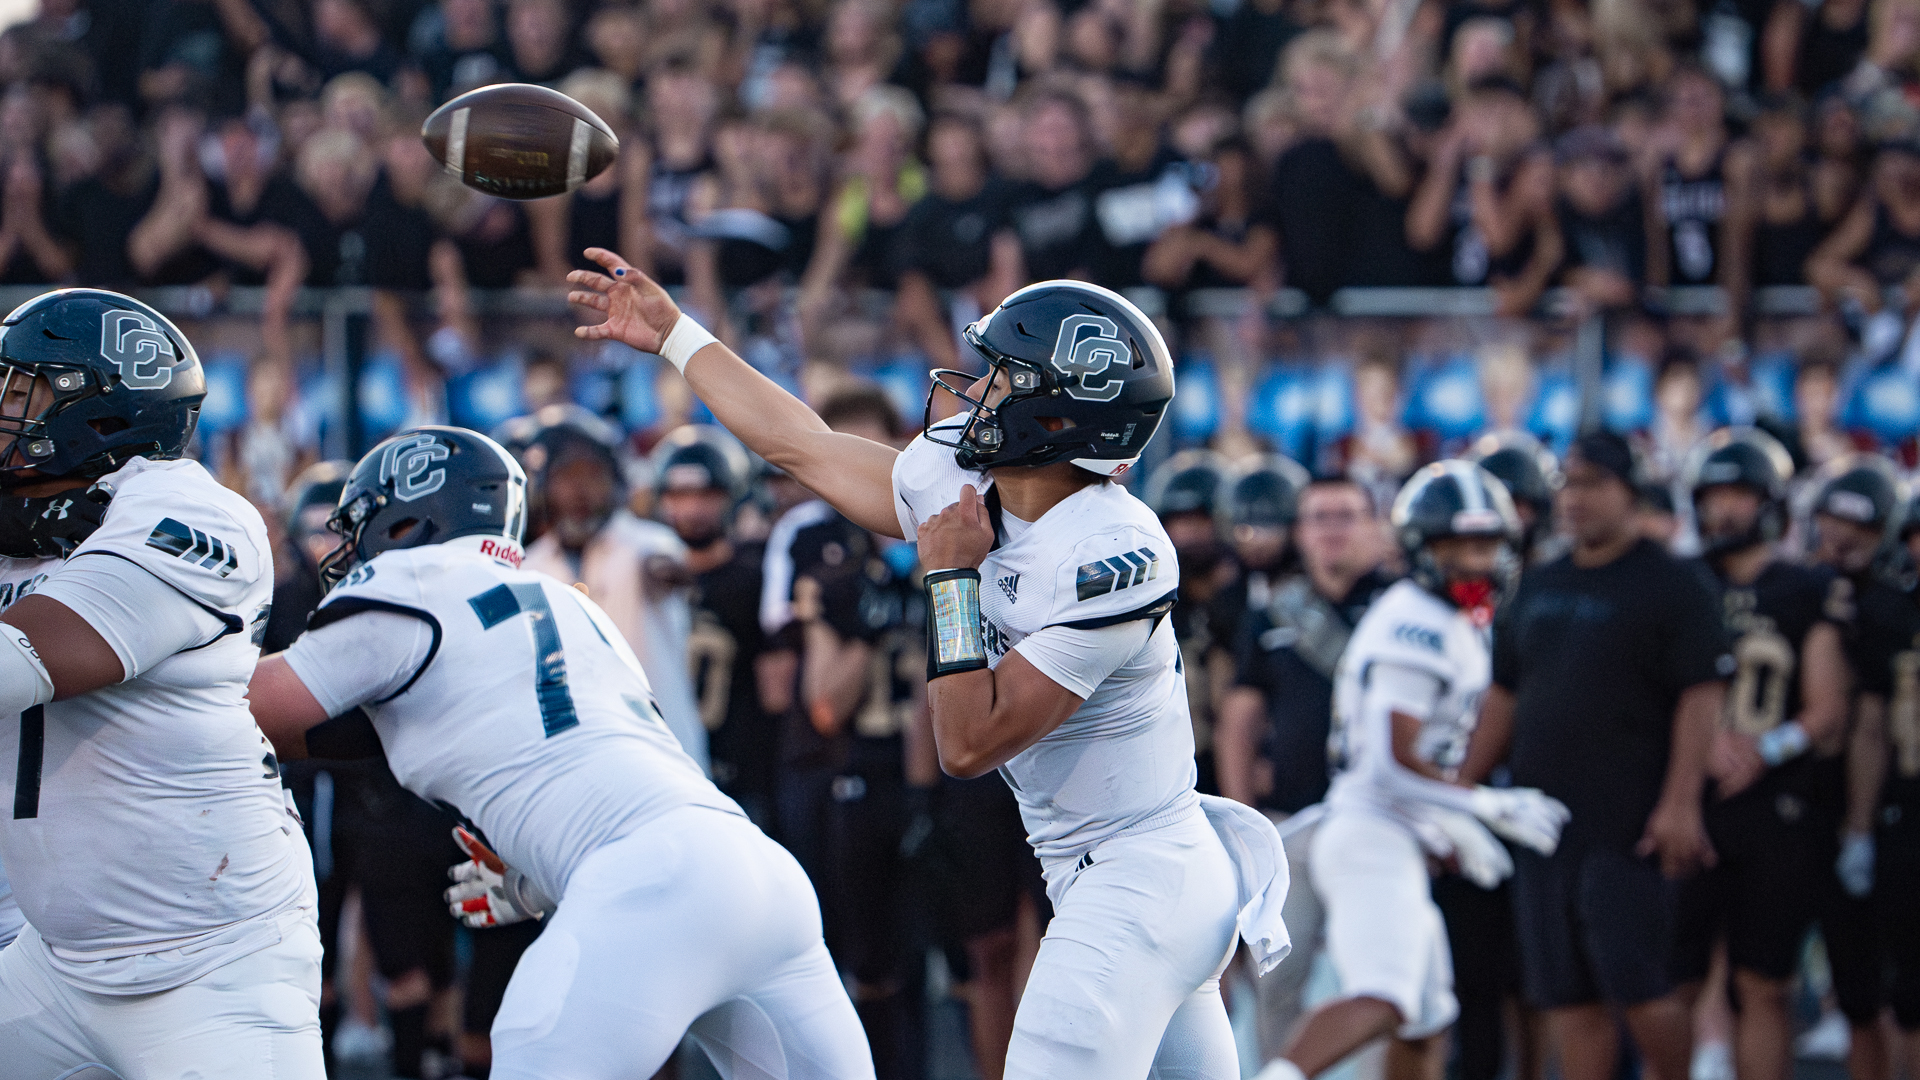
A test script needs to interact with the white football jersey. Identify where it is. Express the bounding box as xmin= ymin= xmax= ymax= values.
xmin=0 ymin=562 xmax=48 ymax=953
xmin=1327 ymin=579 xmax=1490 ymax=822
xmin=283 ymin=543 xmax=744 ymax=906
xmin=893 ymin=425 xmax=1197 ymax=861
xmin=0 ymin=458 xmax=311 ymax=994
